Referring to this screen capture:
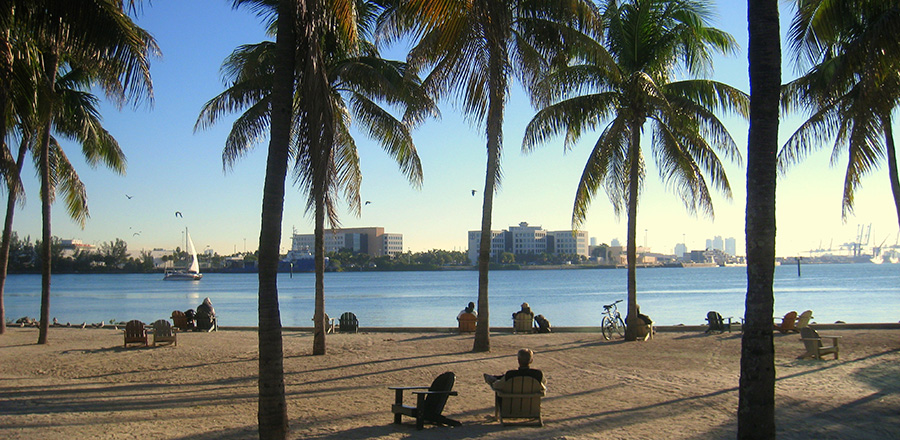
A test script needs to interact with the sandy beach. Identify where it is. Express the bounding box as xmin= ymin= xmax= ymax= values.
xmin=1 ymin=326 xmax=898 ymax=439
